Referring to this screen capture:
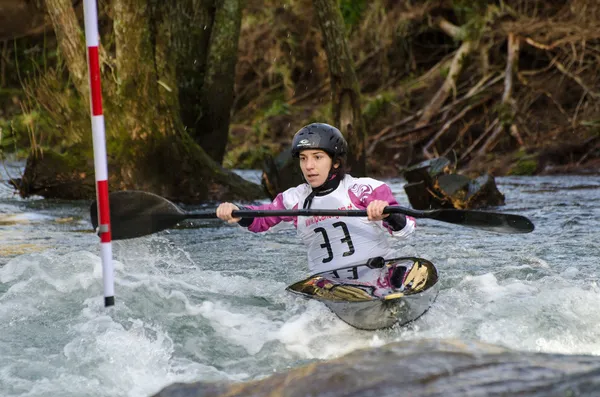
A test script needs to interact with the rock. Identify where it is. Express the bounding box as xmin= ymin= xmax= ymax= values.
xmin=403 ymin=180 xmax=437 ymax=209
xmin=152 ymin=338 xmax=600 ymax=397
xmin=463 ymin=174 xmax=506 ymax=209
xmin=403 ymin=157 xmax=504 ymax=210
xmin=404 ymin=157 xmax=452 ymax=185
xmin=261 ymin=150 xmax=304 ymax=200
xmin=17 ymin=149 xmax=97 ymax=200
